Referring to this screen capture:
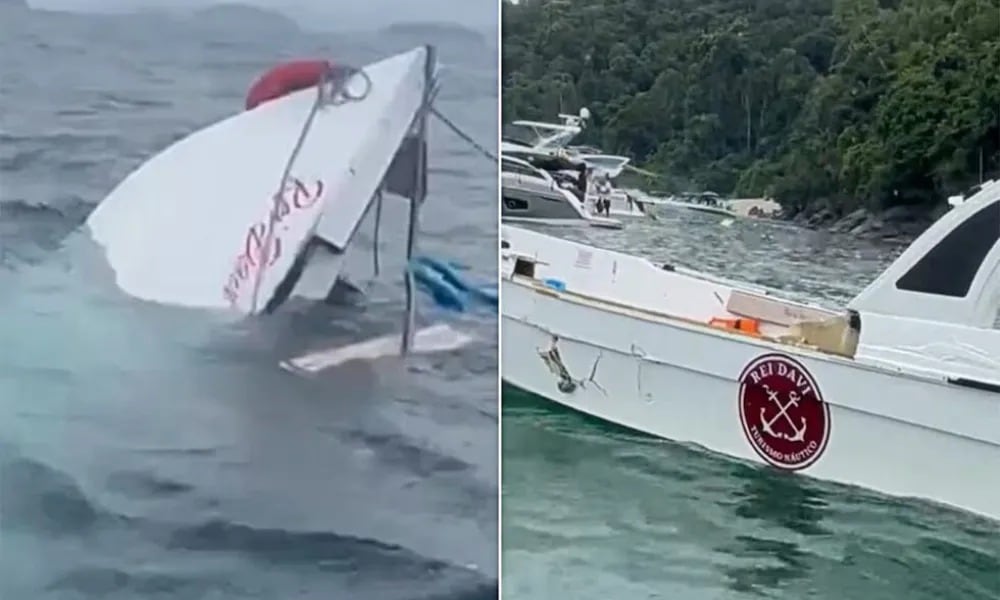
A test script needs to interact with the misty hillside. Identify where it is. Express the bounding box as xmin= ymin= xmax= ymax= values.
xmin=382 ymin=21 xmax=485 ymax=44
xmin=27 ymin=0 xmax=496 ymax=33
xmin=190 ymin=3 xmax=300 ymax=34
